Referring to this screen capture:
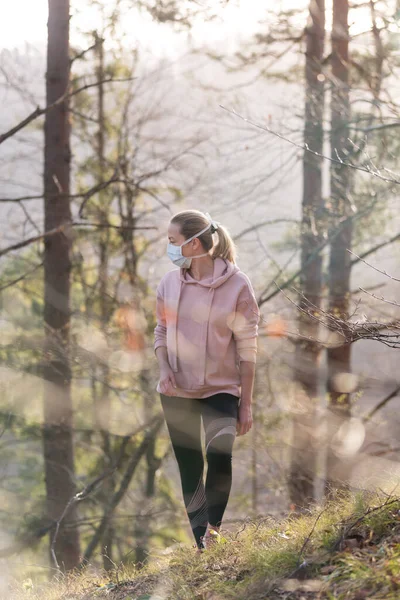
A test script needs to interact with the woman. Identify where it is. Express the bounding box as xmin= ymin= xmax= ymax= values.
xmin=154 ymin=210 xmax=259 ymax=551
